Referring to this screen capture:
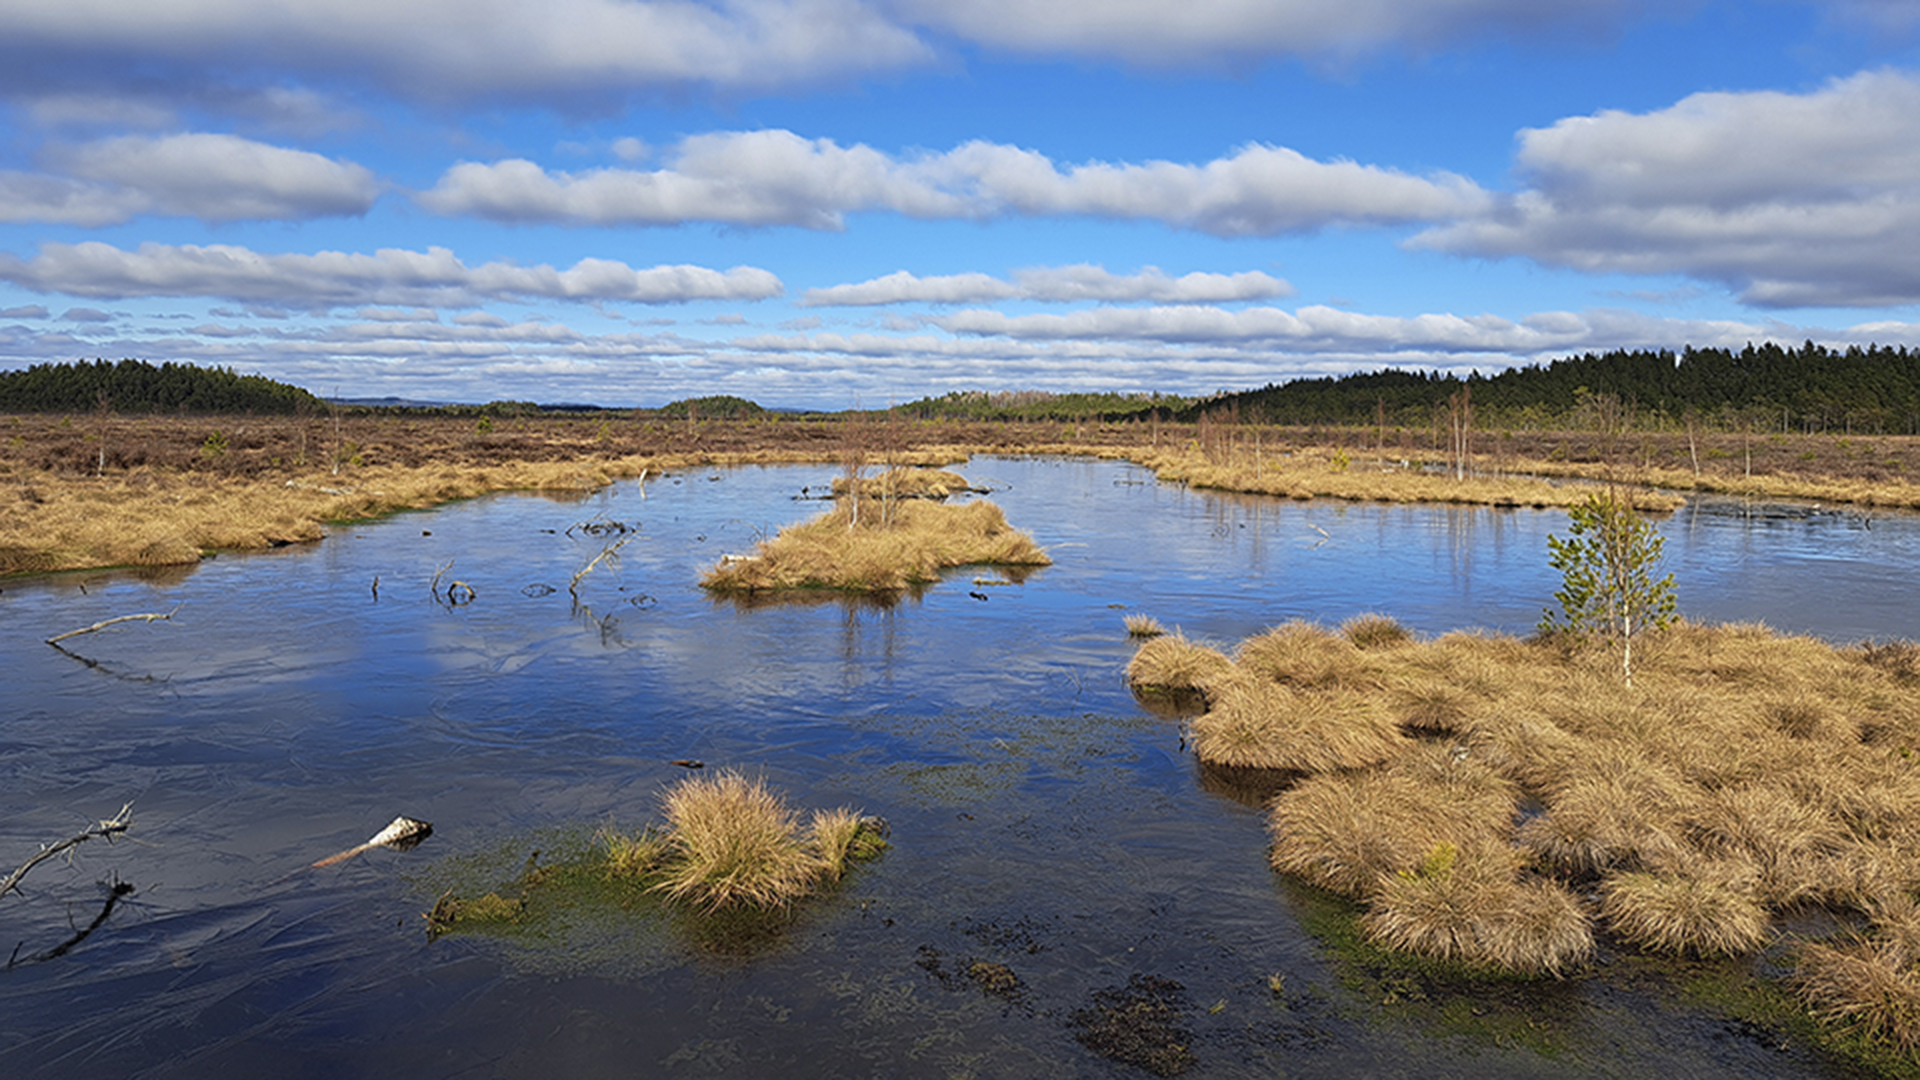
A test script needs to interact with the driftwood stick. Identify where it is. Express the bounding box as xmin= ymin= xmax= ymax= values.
xmin=45 ymin=606 xmax=181 ymax=645
xmin=1 ymin=803 xmax=134 ymax=899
